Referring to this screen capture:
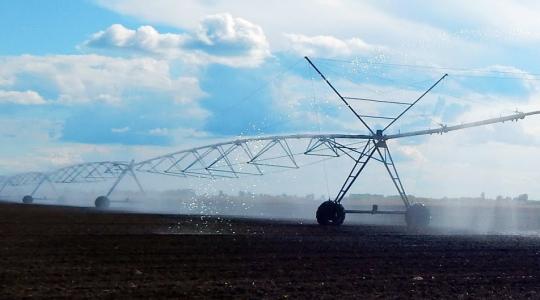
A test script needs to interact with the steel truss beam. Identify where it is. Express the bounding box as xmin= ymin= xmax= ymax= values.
xmin=135 ymin=136 xmax=367 ymax=179
xmin=0 ymin=172 xmax=58 ymax=200
xmin=49 ymin=161 xmax=128 ymax=183
xmin=0 ymin=161 xmax=143 ymax=203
